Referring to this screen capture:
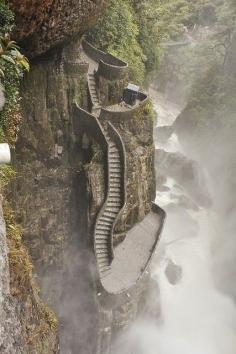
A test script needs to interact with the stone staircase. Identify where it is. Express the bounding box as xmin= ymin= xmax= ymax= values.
xmin=88 ymin=72 xmax=100 ymax=108
xmin=95 ymin=127 xmax=123 ymax=278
